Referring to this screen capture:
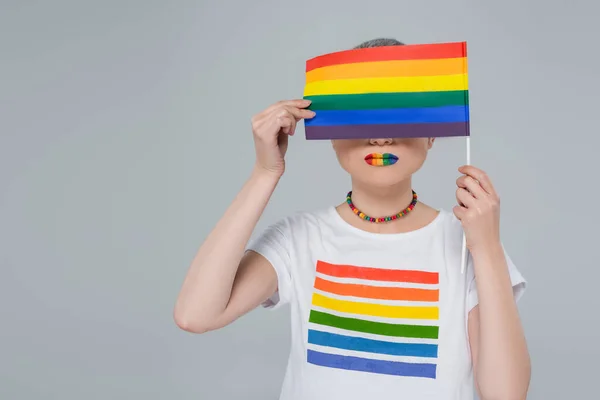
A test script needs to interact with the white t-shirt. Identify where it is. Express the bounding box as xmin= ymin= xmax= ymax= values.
xmin=247 ymin=207 xmax=526 ymax=400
